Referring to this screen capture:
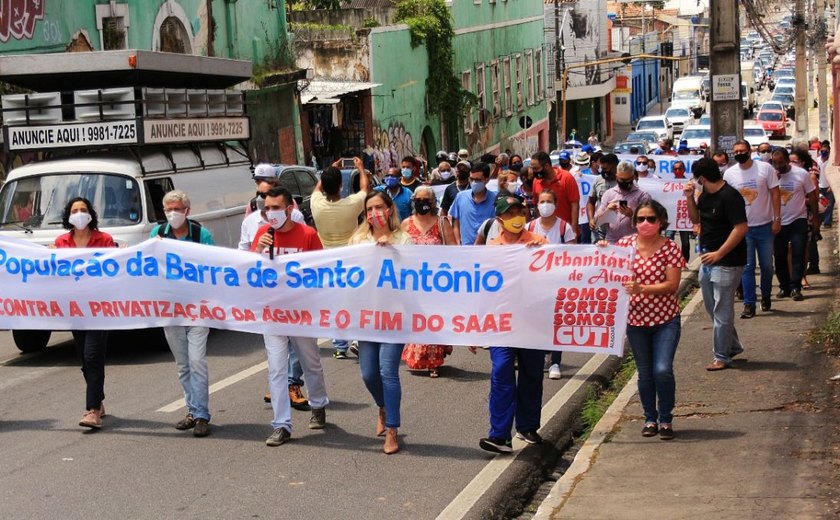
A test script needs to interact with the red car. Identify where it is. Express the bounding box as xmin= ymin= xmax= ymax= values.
xmin=756 ymin=109 xmax=787 ymax=137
